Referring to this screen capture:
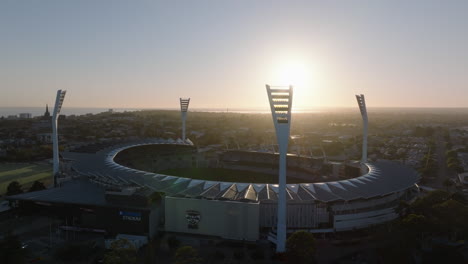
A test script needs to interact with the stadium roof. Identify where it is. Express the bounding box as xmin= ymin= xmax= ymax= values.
xmin=55 ymin=140 xmax=420 ymax=204
xmin=8 ymin=179 xmax=108 ymax=206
